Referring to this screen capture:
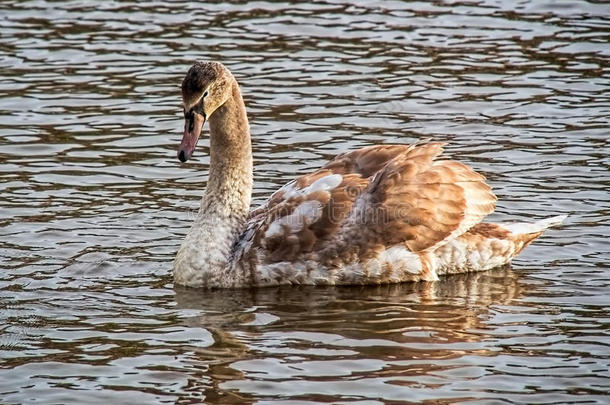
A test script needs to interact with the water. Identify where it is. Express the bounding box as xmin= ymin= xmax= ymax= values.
xmin=1 ymin=0 xmax=609 ymax=403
